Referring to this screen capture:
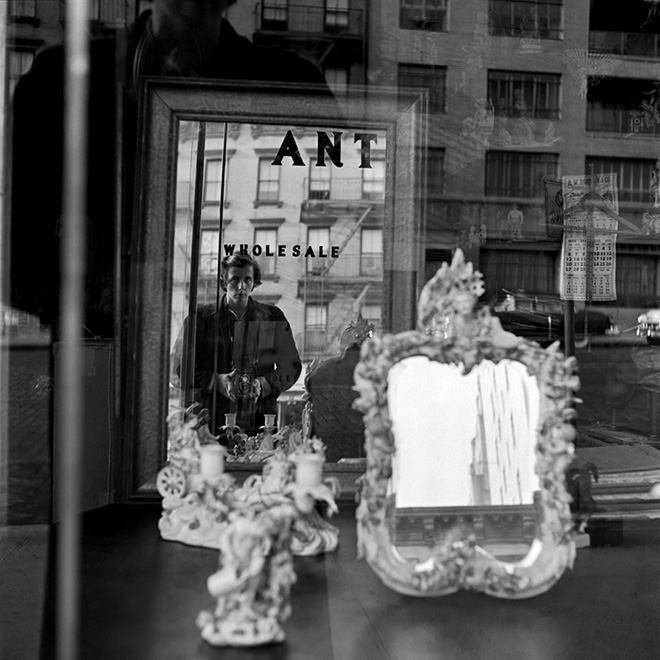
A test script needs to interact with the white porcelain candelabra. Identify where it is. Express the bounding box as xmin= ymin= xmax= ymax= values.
xmin=156 ymin=408 xmax=234 ymax=549
xmin=196 ymin=444 xmax=338 ymax=647
xmin=157 ymin=409 xmax=340 ymax=647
